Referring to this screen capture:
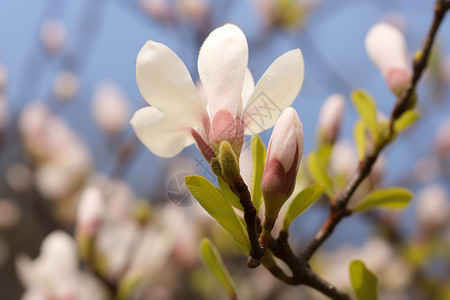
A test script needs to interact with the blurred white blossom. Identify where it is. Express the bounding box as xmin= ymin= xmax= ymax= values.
xmin=416 ymin=184 xmax=449 ymax=229
xmin=5 ymin=163 xmax=33 ymax=193
xmin=318 ymin=93 xmax=346 ymax=144
xmin=435 ymin=118 xmax=450 ymax=156
xmin=40 ymin=19 xmax=66 ymax=53
xmin=52 ymin=70 xmax=79 ymax=102
xmin=139 ymin=0 xmax=173 ymax=22
xmin=16 ymin=231 xmax=108 ymax=300
xmin=91 ymin=81 xmax=131 ymax=136
xmin=19 ymin=102 xmax=92 ymax=201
